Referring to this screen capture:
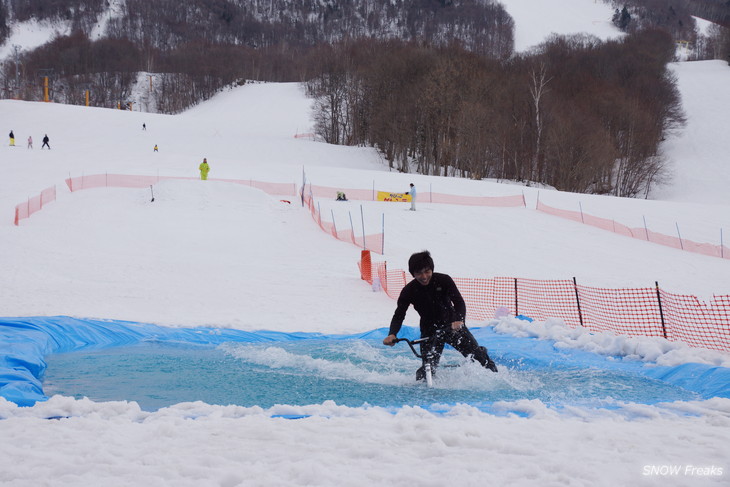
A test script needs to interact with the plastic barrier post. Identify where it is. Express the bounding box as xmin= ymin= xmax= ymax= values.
xmin=655 ymin=281 xmax=667 ymax=339
xmin=361 ymin=250 xmax=372 ymax=281
xmin=573 ymin=277 xmax=584 ymax=327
